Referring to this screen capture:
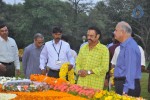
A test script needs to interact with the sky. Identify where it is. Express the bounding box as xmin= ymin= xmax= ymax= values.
xmin=3 ymin=0 xmax=24 ymax=4
xmin=3 ymin=0 xmax=101 ymax=5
